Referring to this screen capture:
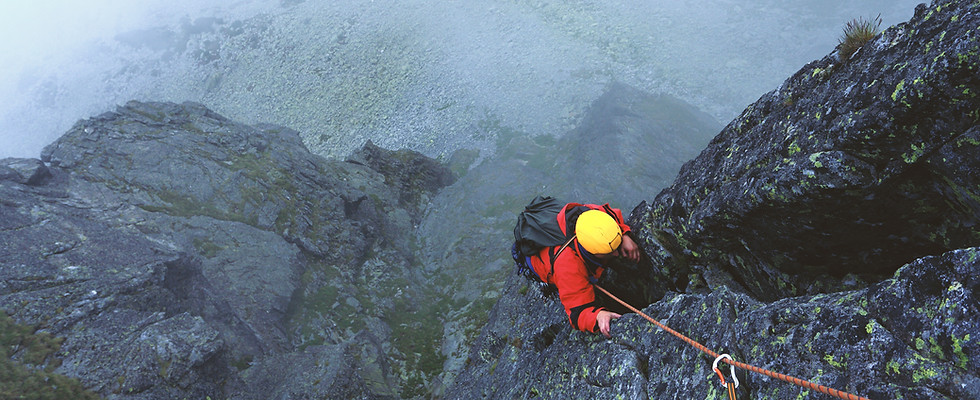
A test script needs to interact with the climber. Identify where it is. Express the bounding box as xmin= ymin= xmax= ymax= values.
xmin=515 ymin=200 xmax=640 ymax=338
